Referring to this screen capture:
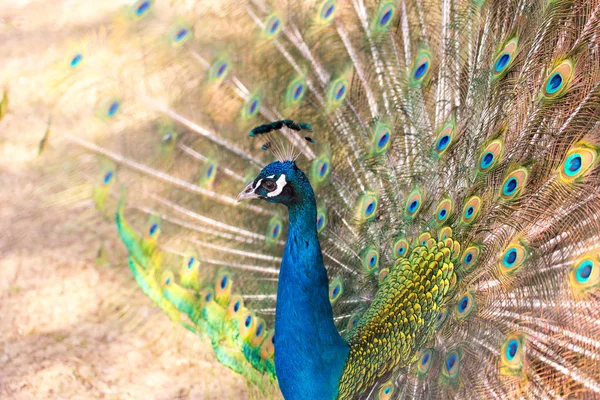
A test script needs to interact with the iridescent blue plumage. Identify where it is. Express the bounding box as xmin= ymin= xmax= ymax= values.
xmin=240 ymin=161 xmax=349 ymax=399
